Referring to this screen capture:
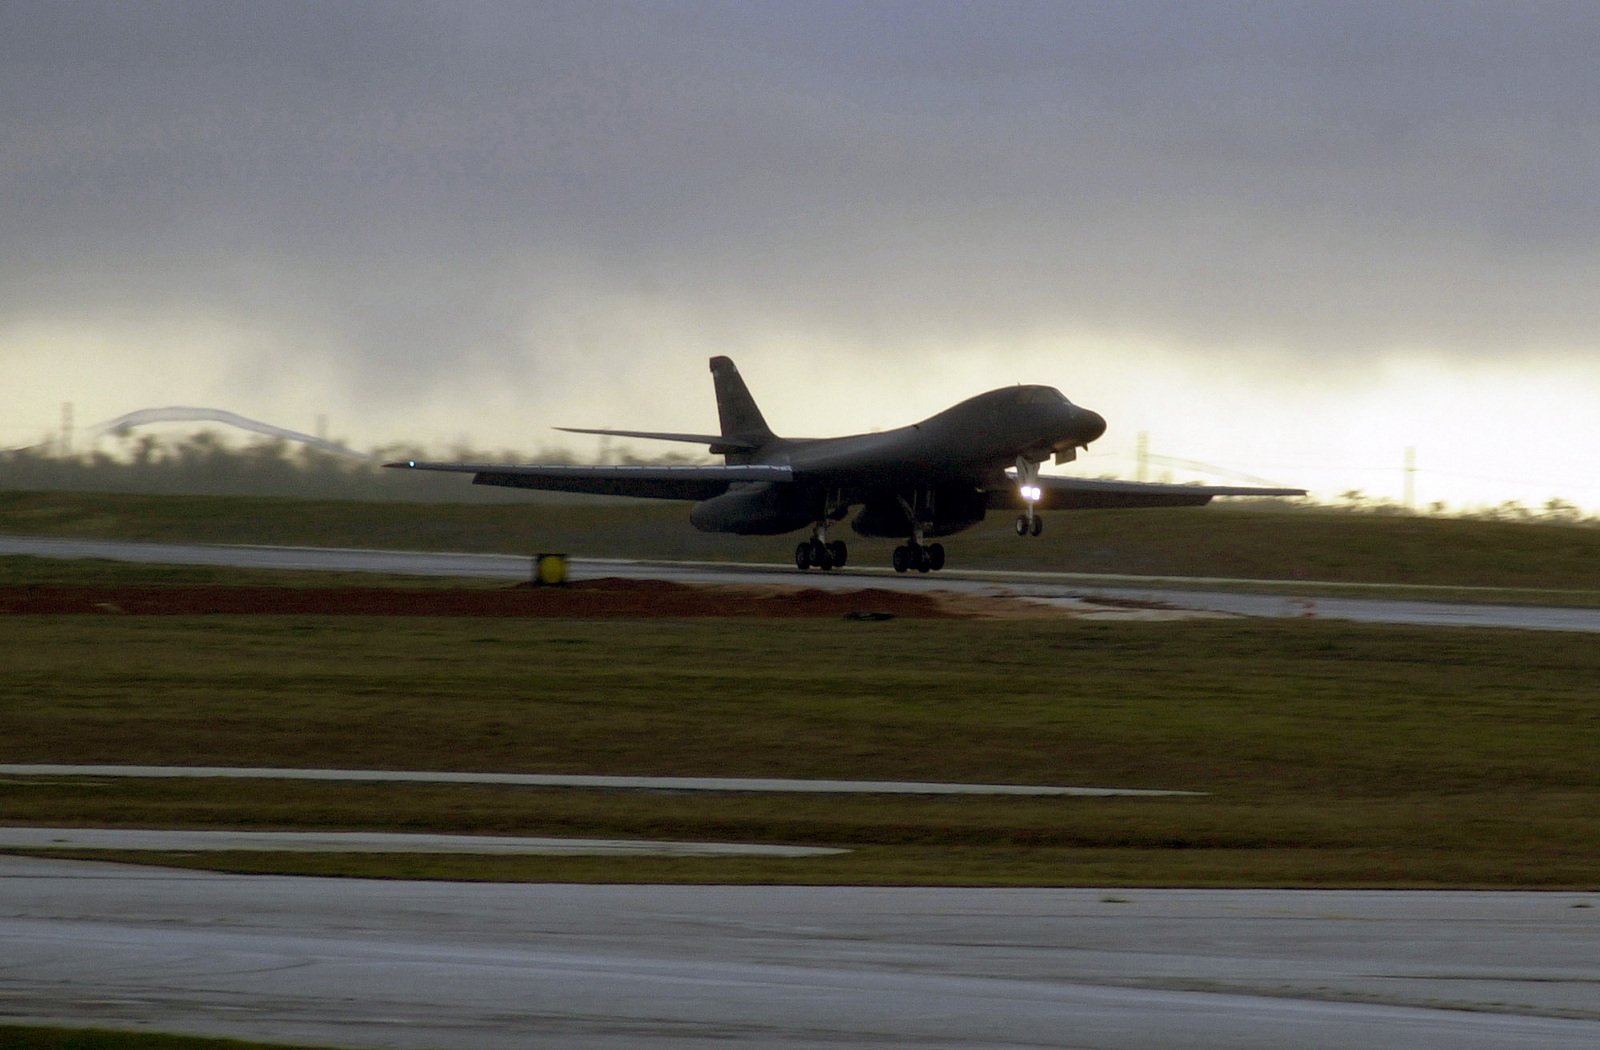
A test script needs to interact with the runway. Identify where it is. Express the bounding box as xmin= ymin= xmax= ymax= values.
xmin=4 ymin=534 xmax=1598 ymax=632
xmin=4 ymin=856 xmax=1597 ymax=1050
